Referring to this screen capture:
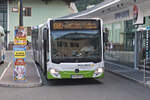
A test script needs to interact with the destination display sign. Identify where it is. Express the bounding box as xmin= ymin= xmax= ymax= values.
xmin=52 ymin=20 xmax=99 ymax=30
